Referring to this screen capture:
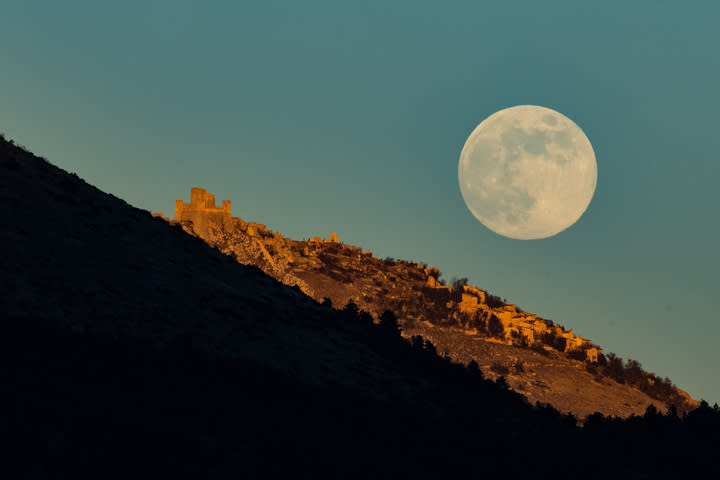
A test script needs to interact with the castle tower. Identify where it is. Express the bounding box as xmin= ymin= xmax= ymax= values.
xmin=174 ymin=188 xmax=232 ymax=238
